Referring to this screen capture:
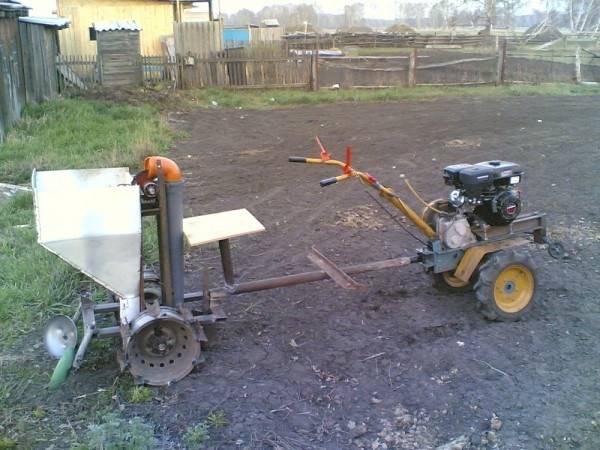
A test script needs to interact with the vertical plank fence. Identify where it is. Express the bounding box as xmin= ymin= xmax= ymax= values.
xmin=142 ymin=55 xmax=176 ymax=83
xmin=174 ymin=21 xmax=226 ymax=88
xmin=56 ymin=55 xmax=97 ymax=91
xmin=174 ymin=45 xmax=312 ymax=89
